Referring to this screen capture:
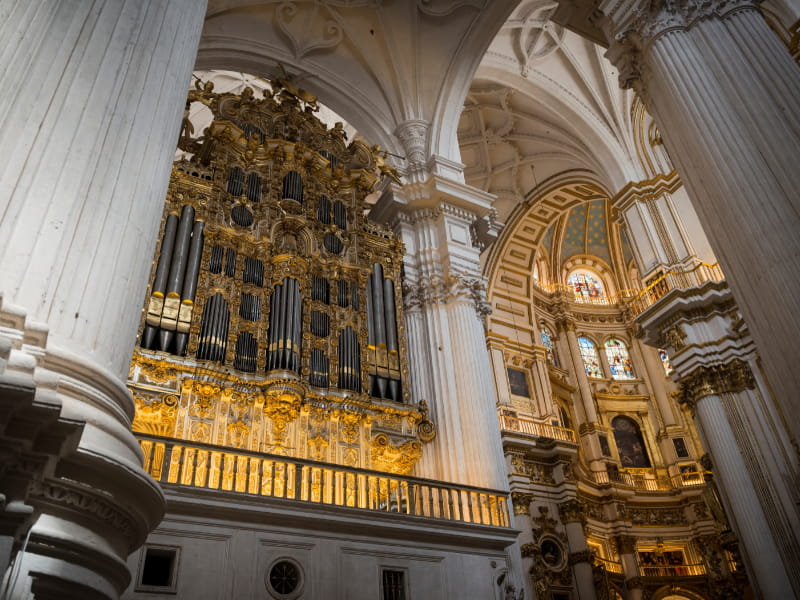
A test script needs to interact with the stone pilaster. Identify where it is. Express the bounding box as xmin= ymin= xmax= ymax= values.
xmin=0 ymin=1 xmax=206 ymax=597
xmin=380 ymin=180 xmax=506 ymax=491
